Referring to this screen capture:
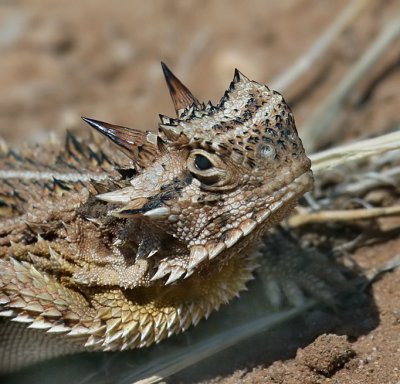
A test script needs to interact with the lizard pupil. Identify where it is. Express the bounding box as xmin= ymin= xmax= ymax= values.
xmin=194 ymin=154 xmax=213 ymax=170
